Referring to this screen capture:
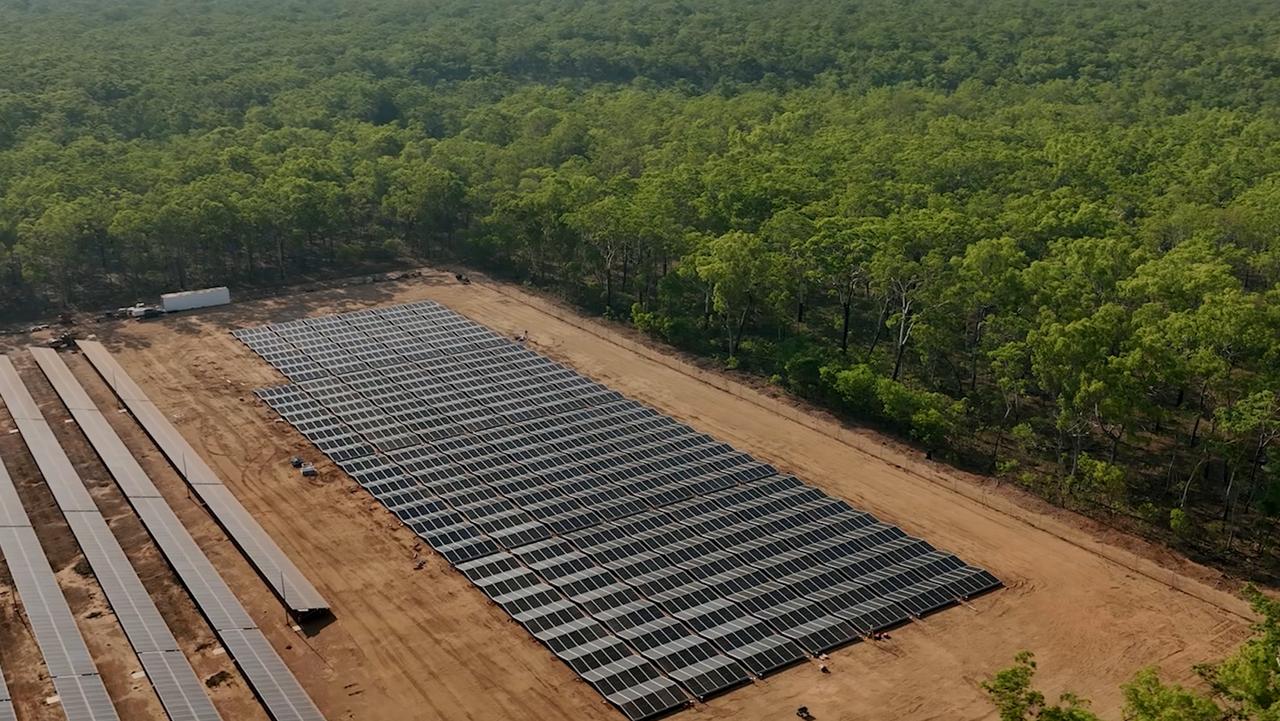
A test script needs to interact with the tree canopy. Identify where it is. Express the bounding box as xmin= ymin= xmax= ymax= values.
xmin=2 ymin=0 xmax=1280 ymax=574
